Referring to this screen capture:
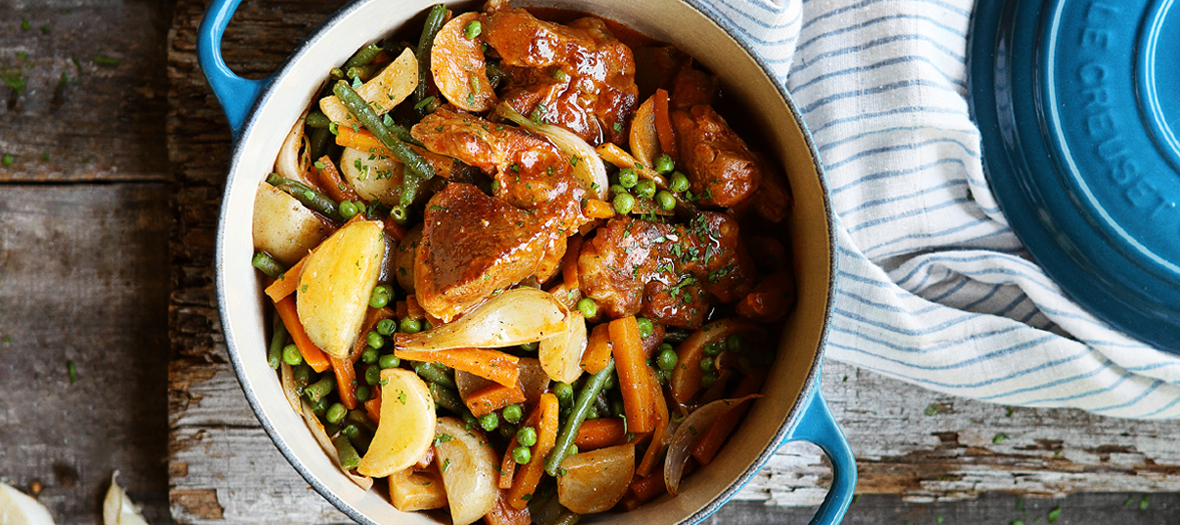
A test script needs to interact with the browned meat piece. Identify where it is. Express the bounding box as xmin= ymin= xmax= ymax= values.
xmin=411 ymin=108 xmax=588 ymax=234
xmin=669 ymin=62 xmax=718 ymax=110
xmin=736 ymin=271 xmax=796 ymax=322
xmin=672 ymin=104 xmax=763 ymax=207
xmin=577 ymin=213 xmax=755 ymax=328
xmin=484 ymin=9 xmax=638 ymax=145
xmin=414 ymin=183 xmax=558 ymax=322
